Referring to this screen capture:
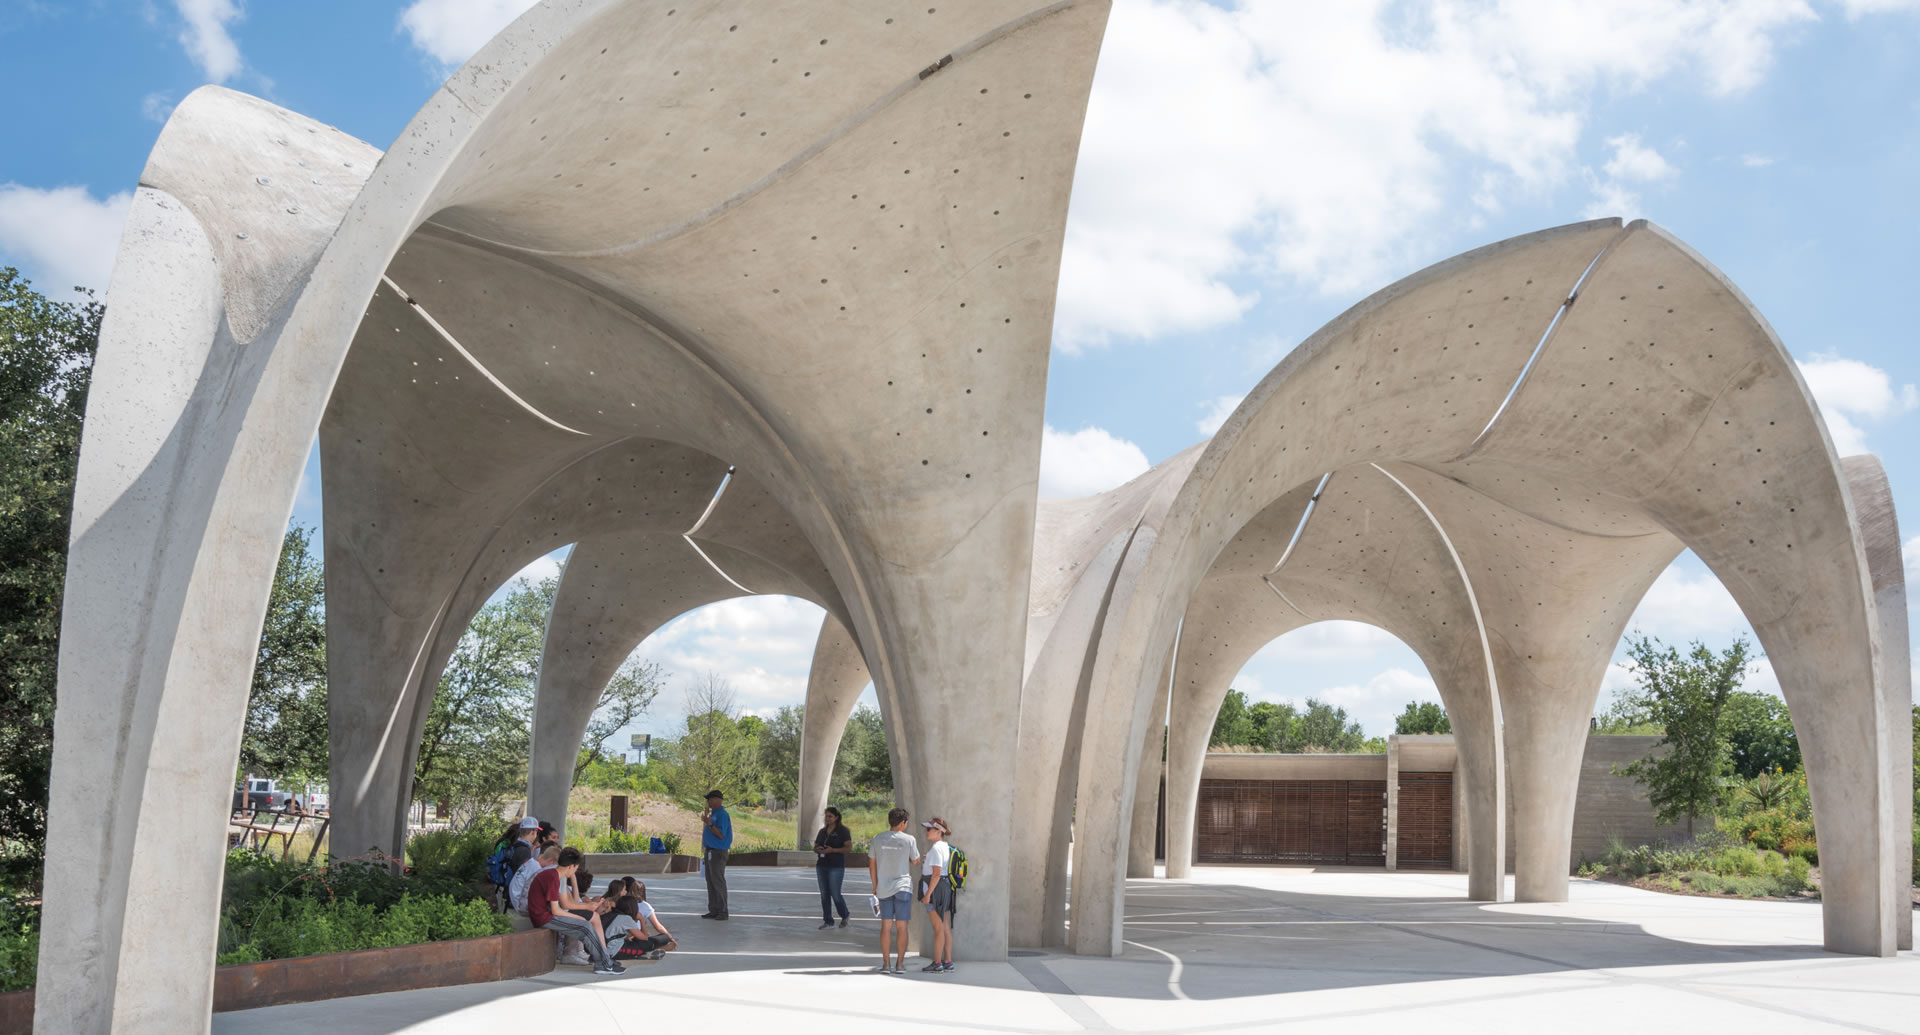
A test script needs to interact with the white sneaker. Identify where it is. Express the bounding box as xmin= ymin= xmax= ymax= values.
xmin=561 ymin=951 xmax=592 ymax=966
